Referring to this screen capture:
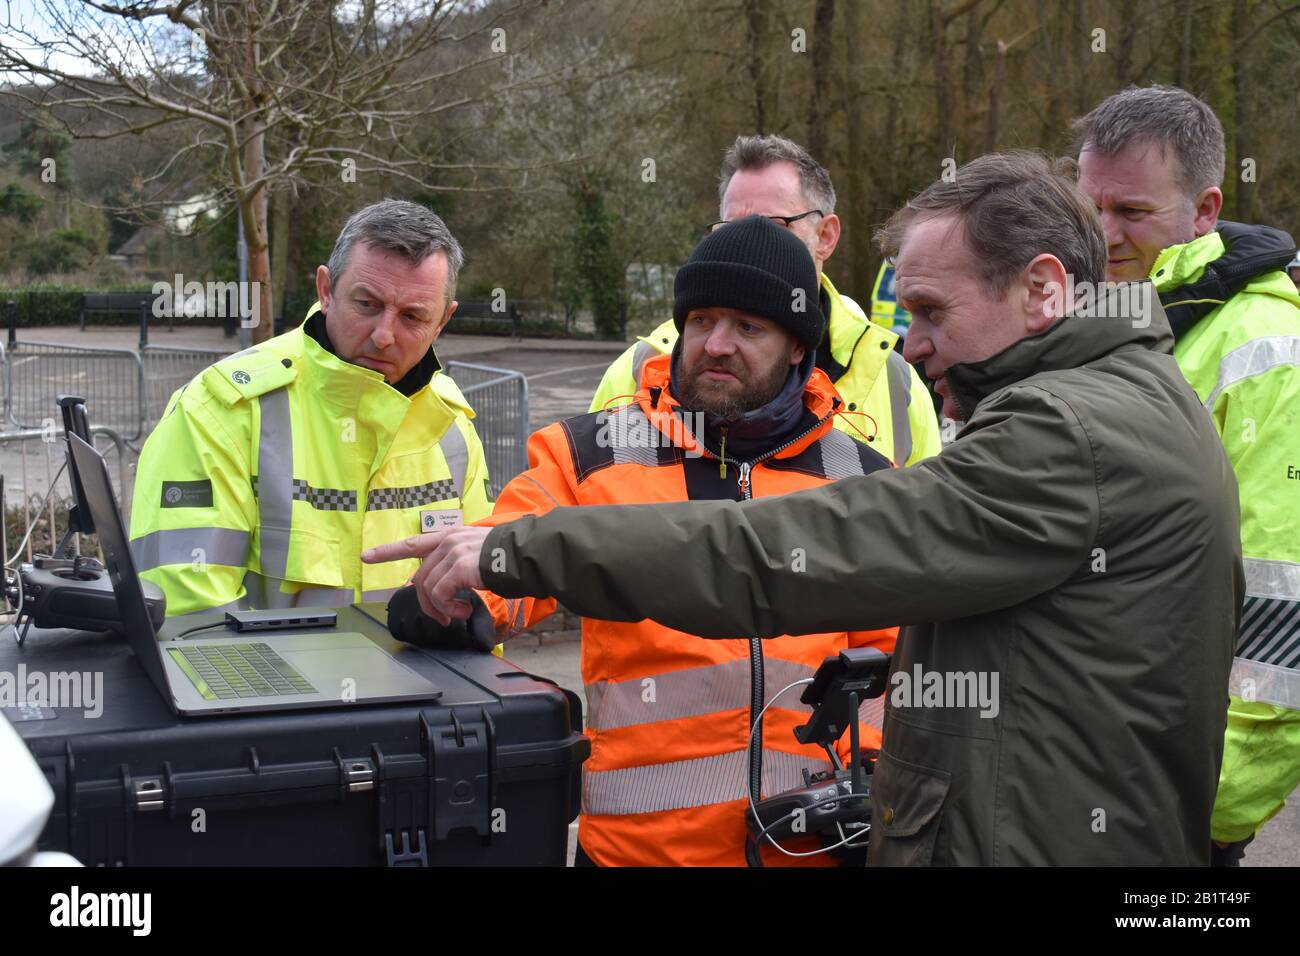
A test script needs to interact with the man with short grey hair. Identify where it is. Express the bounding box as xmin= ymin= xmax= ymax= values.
xmin=1075 ymin=85 xmax=1300 ymax=867
xmin=131 ymin=198 xmax=492 ymax=616
xmin=373 ymin=151 xmax=1244 ymax=865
